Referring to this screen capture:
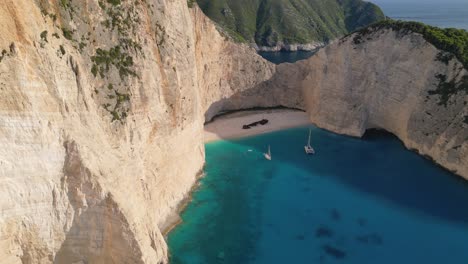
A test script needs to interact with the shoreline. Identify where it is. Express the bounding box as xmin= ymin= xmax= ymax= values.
xmin=204 ymin=109 xmax=312 ymax=143
xmin=162 ymin=170 xmax=205 ymax=237
xmin=164 ymin=109 xmax=311 ymax=237
xmin=165 ymin=109 xmax=468 ymax=244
